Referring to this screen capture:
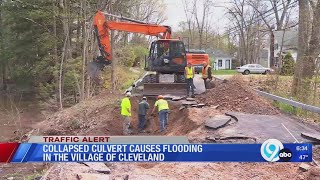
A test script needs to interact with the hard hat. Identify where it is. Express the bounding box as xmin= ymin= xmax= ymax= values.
xmin=142 ymin=96 xmax=147 ymax=100
xmin=157 ymin=95 xmax=163 ymax=99
xmin=125 ymin=92 xmax=132 ymax=97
